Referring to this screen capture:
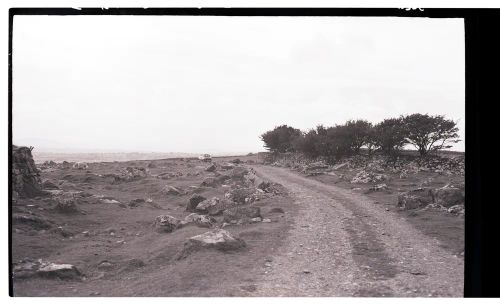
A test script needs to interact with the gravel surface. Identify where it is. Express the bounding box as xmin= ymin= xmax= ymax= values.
xmin=249 ymin=165 xmax=463 ymax=297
